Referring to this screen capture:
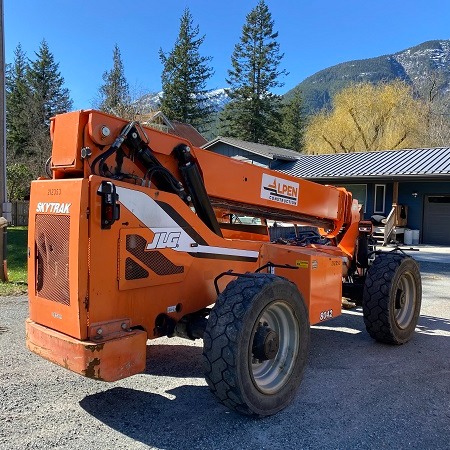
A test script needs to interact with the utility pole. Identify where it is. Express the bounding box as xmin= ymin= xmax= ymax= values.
xmin=0 ymin=0 xmax=6 ymax=218
xmin=0 ymin=0 xmax=7 ymax=282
